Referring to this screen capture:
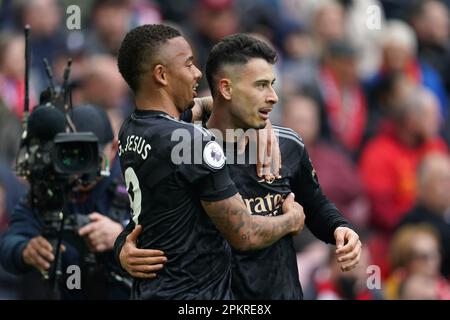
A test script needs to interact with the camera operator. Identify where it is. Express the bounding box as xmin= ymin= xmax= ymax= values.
xmin=0 ymin=104 xmax=131 ymax=299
